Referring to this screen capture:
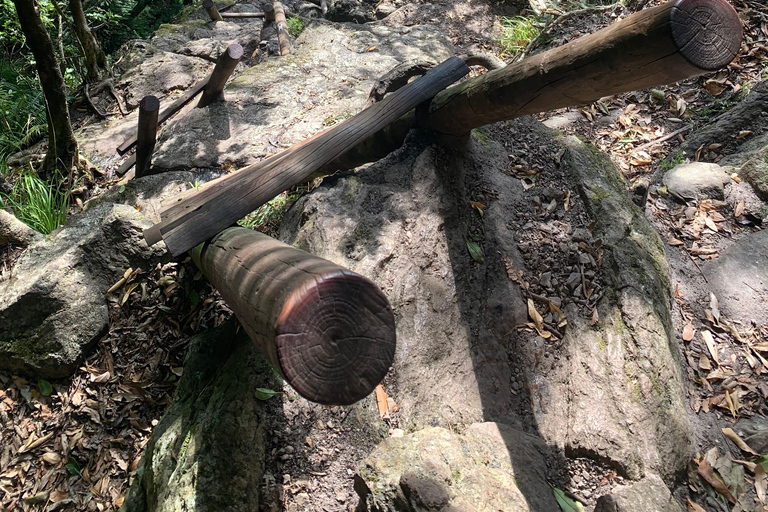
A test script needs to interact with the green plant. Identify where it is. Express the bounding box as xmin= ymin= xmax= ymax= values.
xmin=659 ymin=151 xmax=684 ymax=171
xmin=238 ymin=189 xmax=301 ymax=236
xmin=1 ymin=169 xmax=69 ymax=234
xmin=496 ymin=16 xmax=540 ymax=58
xmin=286 ymin=16 xmax=304 ymax=37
